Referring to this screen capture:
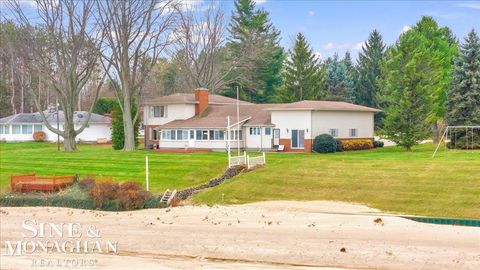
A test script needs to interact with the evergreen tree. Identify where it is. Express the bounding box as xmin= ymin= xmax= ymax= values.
xmin=447 ymin=29 xmax=480 ymax=126
xmin=279 ymin=33 xmax=323 ymax=102
xmin=227 ymin=0 xmax=284 ymax=103
xmin=380 ymin=28 xmax=435 ymax=151
xmin=410 ymin=17 xmax=458 ymax=142
xmin=325 ymin=54 xmax=354 ymax=102
xmin=342 ymin=51 xmax=357 ymax=102
xmin=356 ymin=30 xmax=385 ymax=108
